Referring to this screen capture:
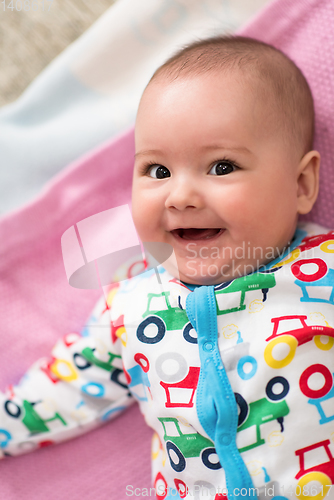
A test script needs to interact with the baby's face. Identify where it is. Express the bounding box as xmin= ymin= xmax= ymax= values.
xmin=132 ymin=72 xmax=301 ymax=285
